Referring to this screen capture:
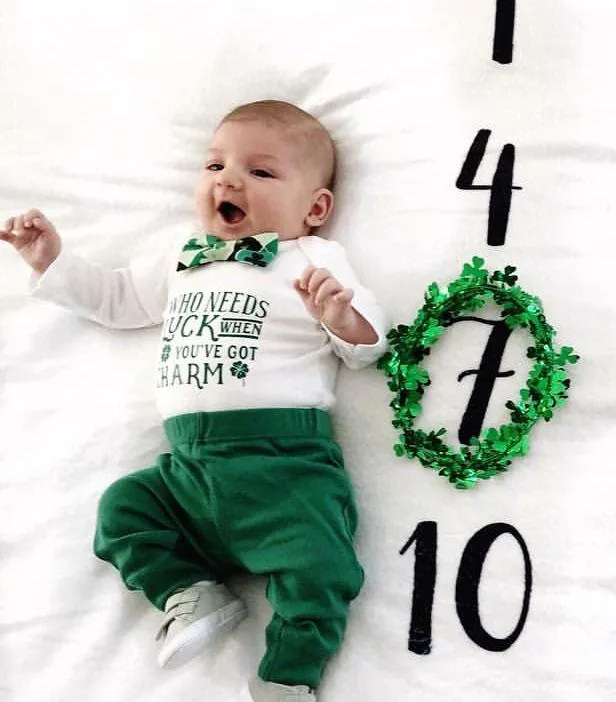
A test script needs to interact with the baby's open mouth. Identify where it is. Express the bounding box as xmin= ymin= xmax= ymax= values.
xmin=218 ymin=201 xmax=246 ymax=224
